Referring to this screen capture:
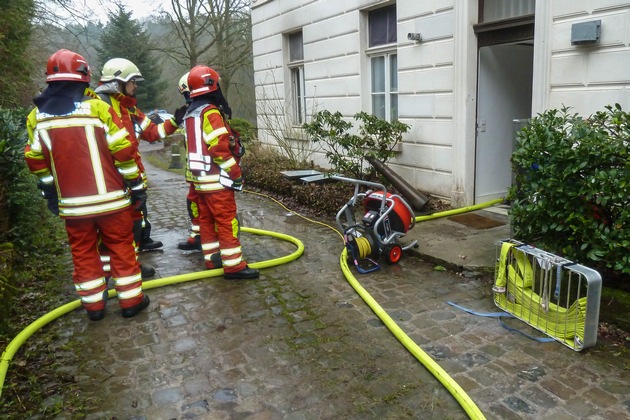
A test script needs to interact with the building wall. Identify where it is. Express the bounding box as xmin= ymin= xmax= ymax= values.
xmin=251 ymin=0 xmax=461 ymax=200
xmin=543 ymin=1 xmax=630 ymax=115
xmin=396 ymin=1 xmax=457 ymax=199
